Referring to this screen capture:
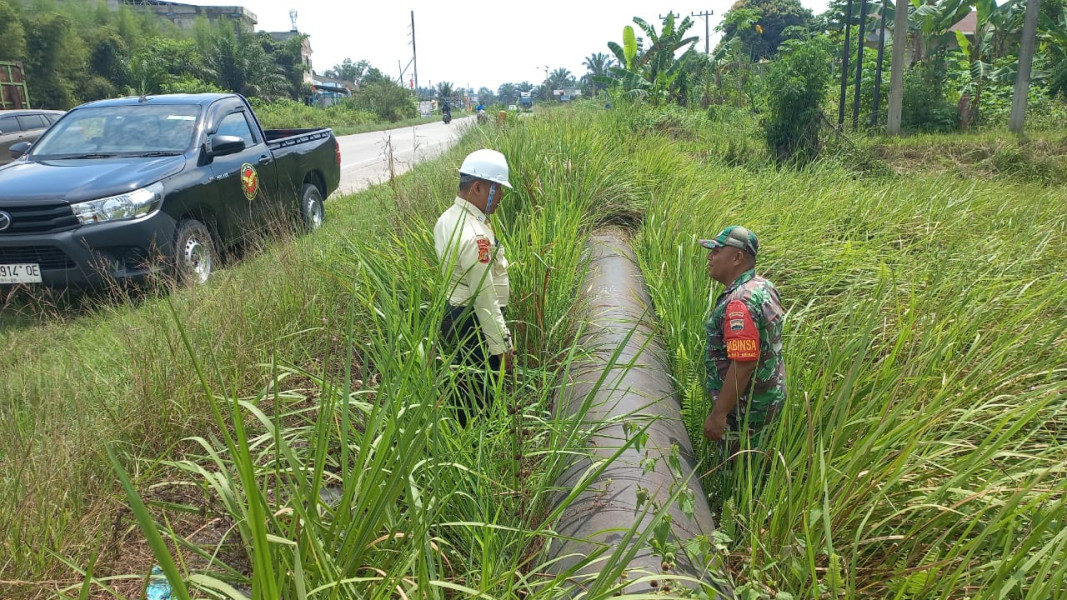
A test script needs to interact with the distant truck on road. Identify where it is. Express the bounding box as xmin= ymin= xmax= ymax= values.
xmin=0 ymin=93 xmax=340 ymax=289
xmin=518 ymin=91 xmax=533 ymax=112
